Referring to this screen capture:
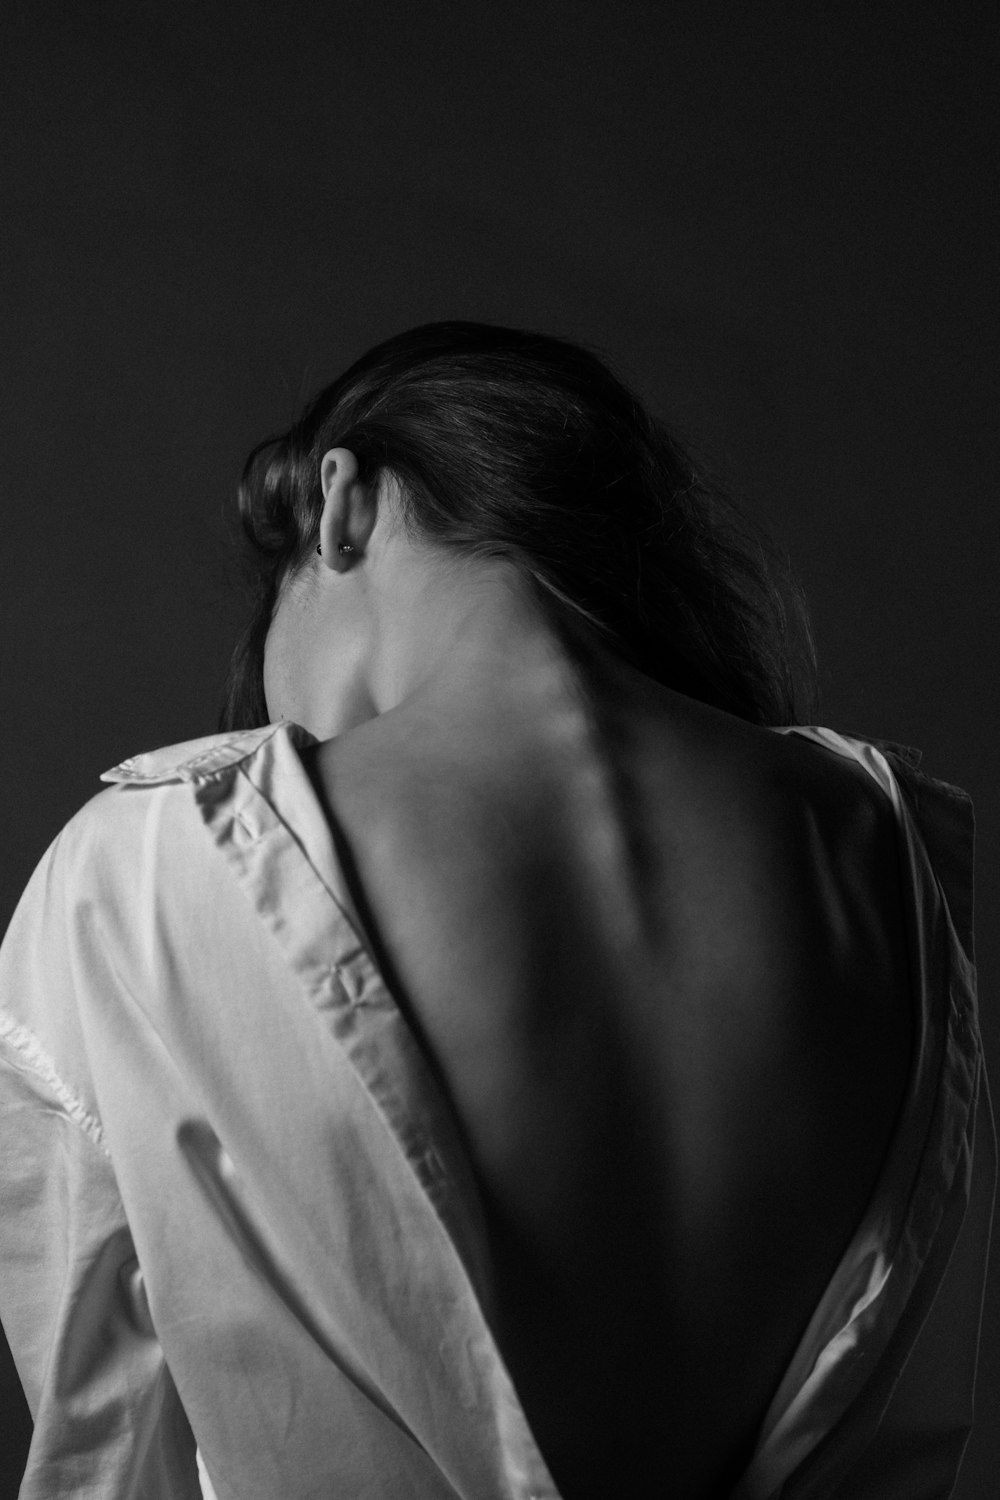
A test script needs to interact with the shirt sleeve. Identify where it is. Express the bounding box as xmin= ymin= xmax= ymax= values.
xmin=0 ymin=844 xmax=201 ymax=1499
